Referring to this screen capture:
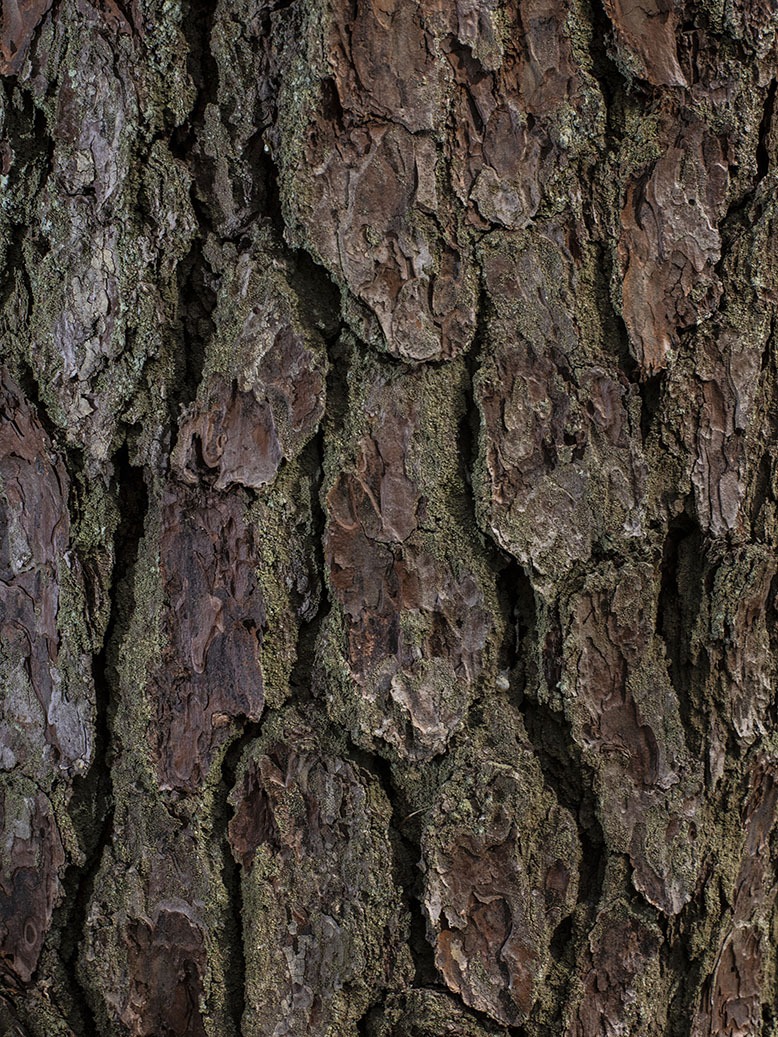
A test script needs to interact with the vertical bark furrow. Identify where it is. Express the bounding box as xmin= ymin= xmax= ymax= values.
xmin=52 ymin=447 xmax=148 ymax=1037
